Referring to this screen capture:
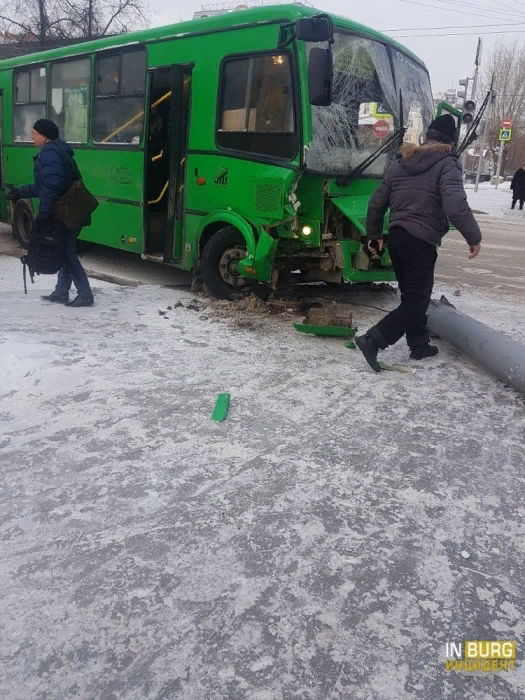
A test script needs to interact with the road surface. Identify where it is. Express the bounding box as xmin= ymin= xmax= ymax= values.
xmin=3 ymin=215 xmax=524 ymax=297
xmin=437 ymin=215 xmax=525 ymax=295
